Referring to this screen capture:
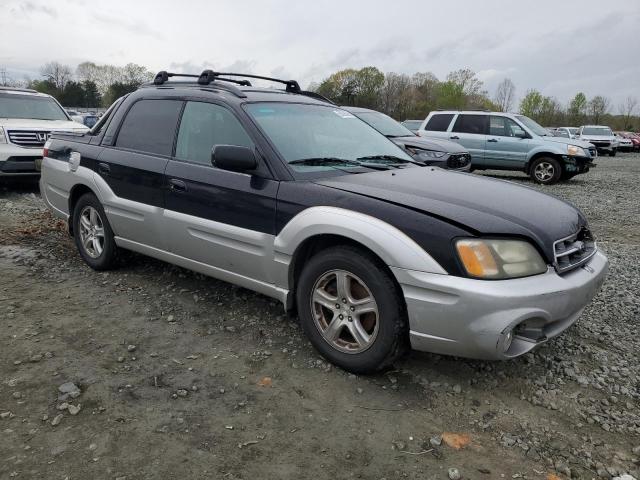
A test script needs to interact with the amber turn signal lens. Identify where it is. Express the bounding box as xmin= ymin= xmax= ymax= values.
xmin=456 ymin=240 xmax=499 ymax=278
